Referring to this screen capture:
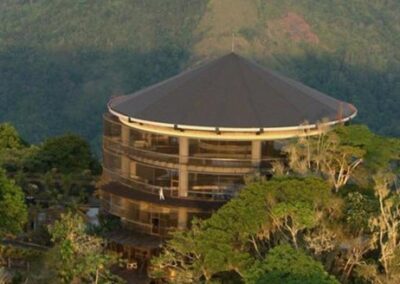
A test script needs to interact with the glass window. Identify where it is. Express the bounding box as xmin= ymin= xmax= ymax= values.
xmin=104 ymin=115 xmax=121 ymax=139
xmin=261 ymin=140 xmax=288 ymax=158
xmin=136 ymin=163 xmax=177 ymax=188
xmin=188 ymin=173 xmax=244 ymax=199
xmin=103 ymin=151 xmax=121 ymax=171
xmin=190 ymin=139 xmax=251 ymax=159
xmin=130 ymin=129 xmax=179 ymax=155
